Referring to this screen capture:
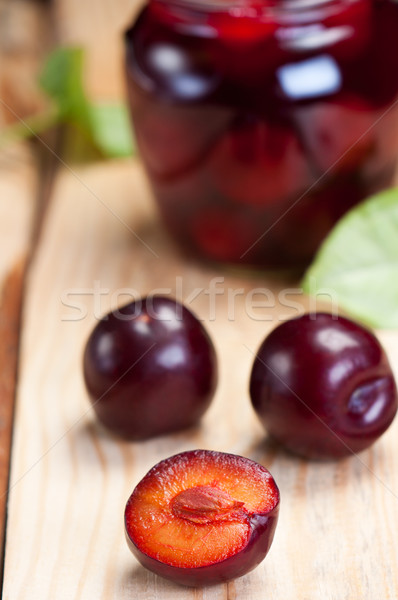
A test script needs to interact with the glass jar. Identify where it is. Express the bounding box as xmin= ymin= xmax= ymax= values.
xmin=125 ymin=0 xmax=398 ymax=269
